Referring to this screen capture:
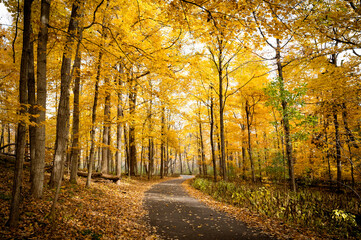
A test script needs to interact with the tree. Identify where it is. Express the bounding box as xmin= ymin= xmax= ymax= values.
xmin=69 ymin=25 xmax=83 ymax=184
xmin=31 ymin=0 xmax=51 ymax=198
xmin=50 ymin=0 xmax=81 ymax=188
xmin=8 ymin=0 xmax=33 ymax=227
